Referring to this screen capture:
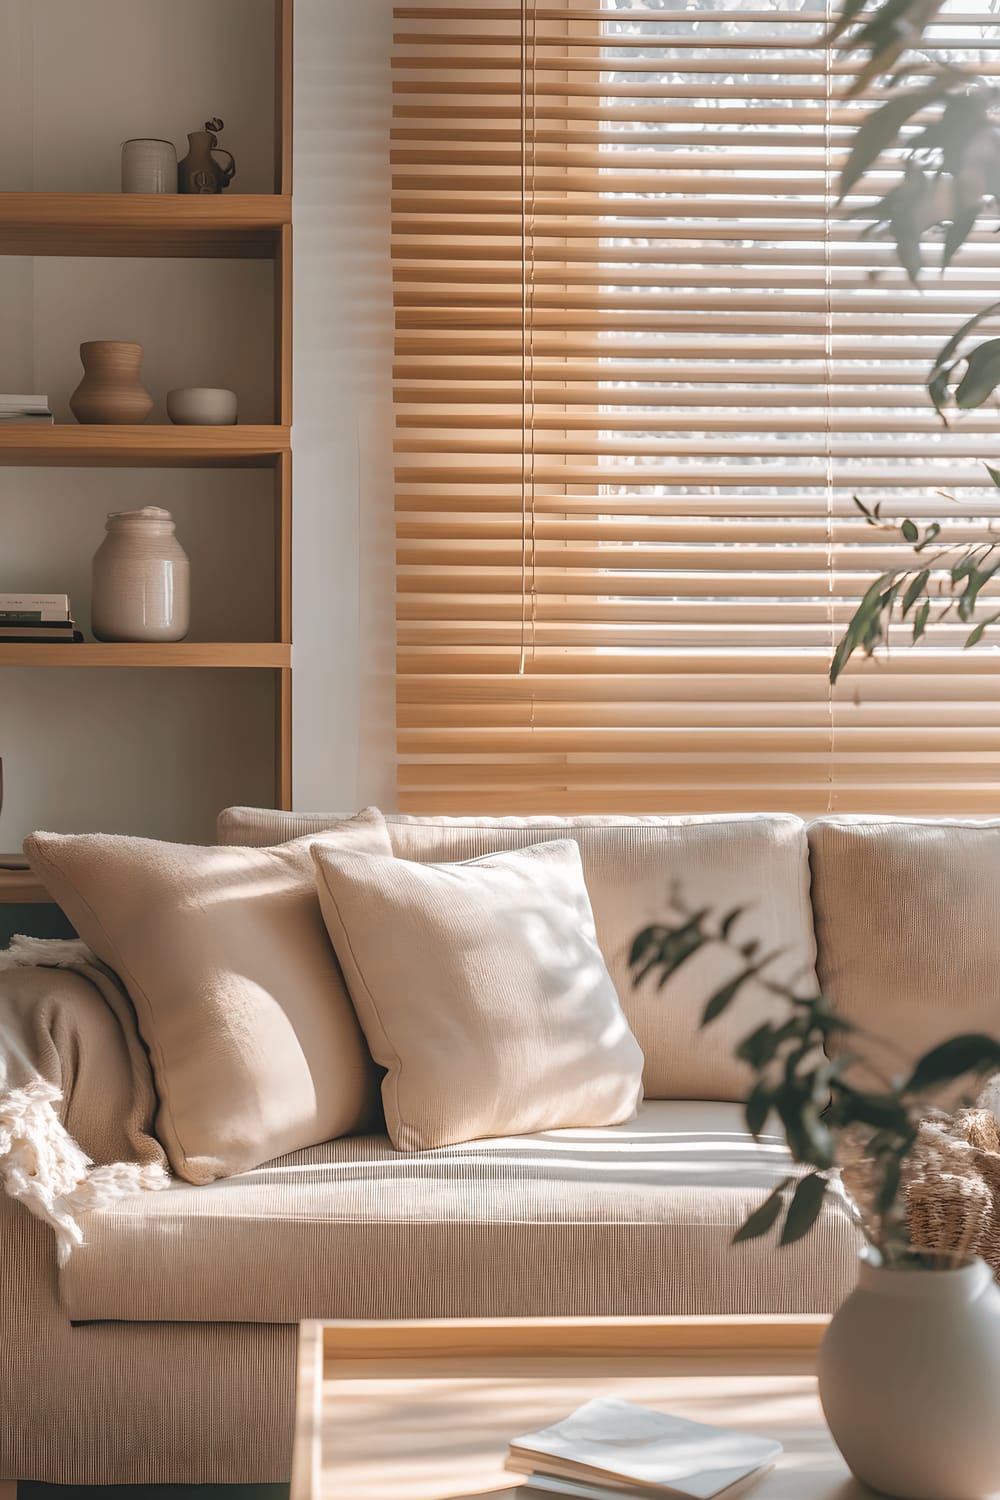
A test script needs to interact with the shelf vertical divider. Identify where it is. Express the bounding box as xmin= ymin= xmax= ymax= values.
xmin=275 ymin=0 xmax=294 ymax=807
xmin=276 ymin=220 xmax=293 ymax=428
xmin=276 ymin=0 xmax=294 ymax=197
xmin=275 ymin=446 xmax=293 ymax=808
